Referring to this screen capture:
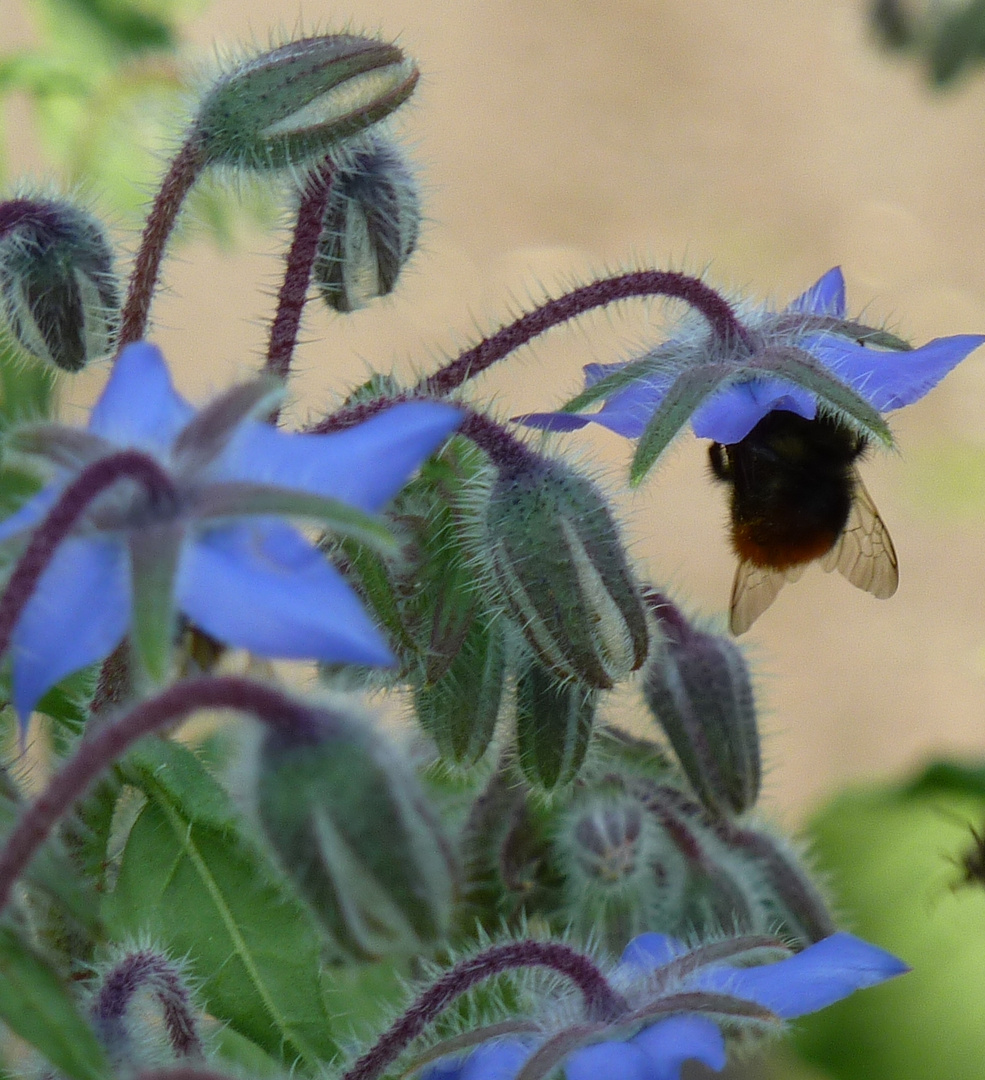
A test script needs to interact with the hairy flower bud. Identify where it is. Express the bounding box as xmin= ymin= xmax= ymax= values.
xmin=194 ymin=35 xmax=419 ymax=170
xmin=559 ymin=787 xmax=689 ymax=946
xmin=0 ymin=198 xmax=119 ymax=371
xmin=415 ymin=613 xmax=506 ymax=765
xmin=314 ymin=135 xmax=420 ymax=311
xmin=515 ymin=660 xmax=598 ymax=789
xmin=256 ymin=706 xmax=455 ymax=959
xmin=484 ymin=456 xmax=648 ymax=689
xmin=643 ymin=592 xmax=760 ymax=817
